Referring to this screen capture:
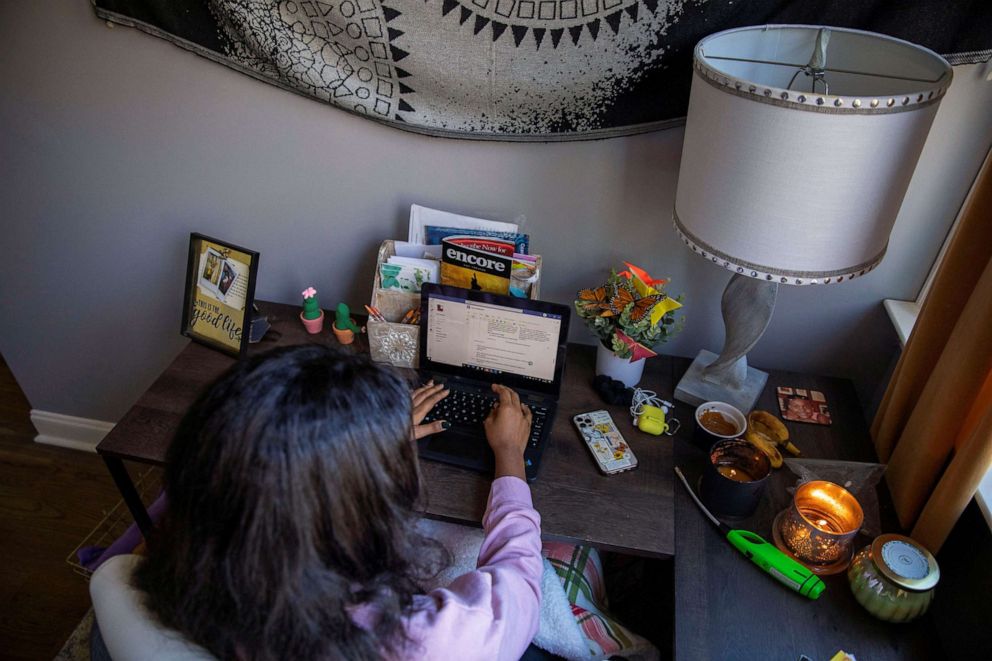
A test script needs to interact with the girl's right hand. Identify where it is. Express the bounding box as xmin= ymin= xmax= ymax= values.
xmin=483 ymin=384 xmax=532 ymax=479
